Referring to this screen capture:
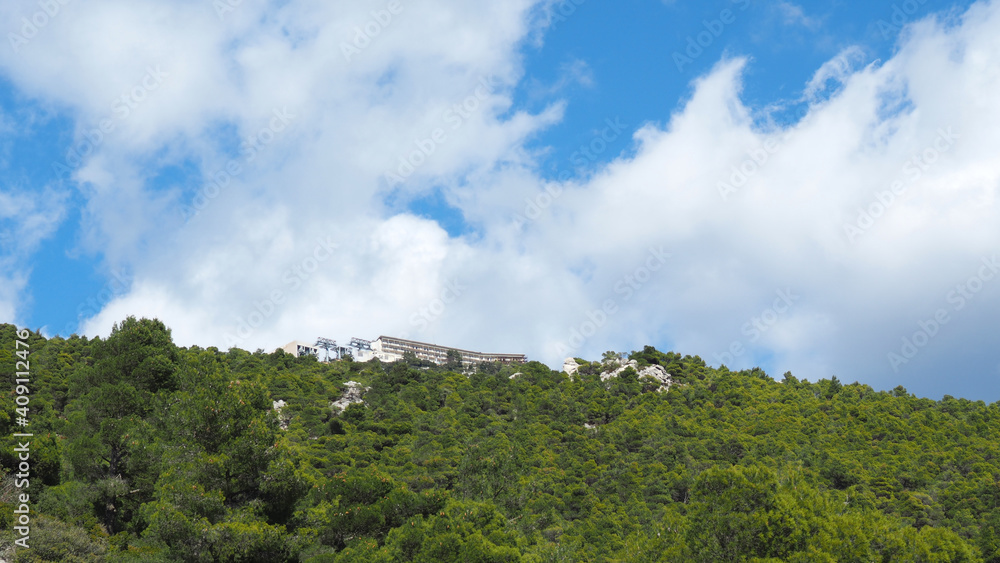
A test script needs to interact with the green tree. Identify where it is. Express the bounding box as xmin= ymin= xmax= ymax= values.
xmin=444 ymin=350 xmax=463 ymax=372
xmin=684 ymin=465 xmax=805 ymax=561
xmin=63 ymin=317 xmax=179 ymax=534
